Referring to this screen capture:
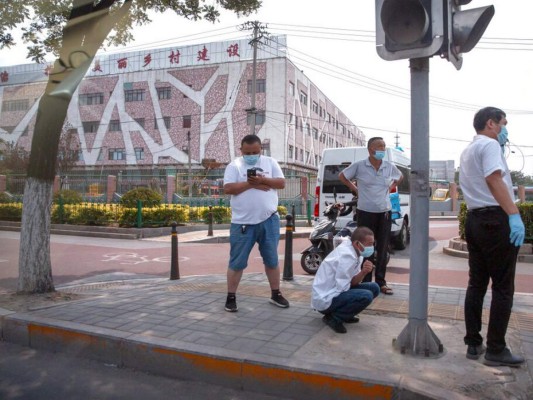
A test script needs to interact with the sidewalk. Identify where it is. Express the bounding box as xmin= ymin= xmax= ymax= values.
xmin=1 ymin=271 xmax=532 ymax=399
